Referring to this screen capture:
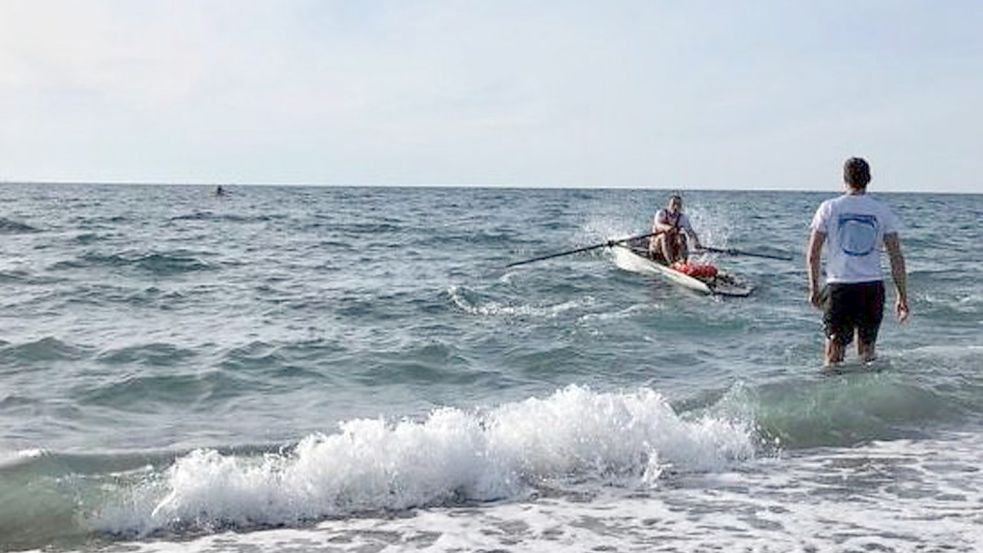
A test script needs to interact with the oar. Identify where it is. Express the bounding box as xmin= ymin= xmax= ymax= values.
xmin=506 ymin=230 xmax=664 ymax=268
xmin=696 ymin=246 xmax=792 ymax=261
